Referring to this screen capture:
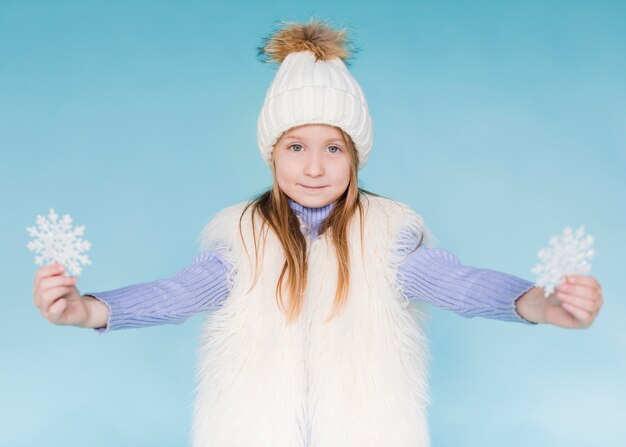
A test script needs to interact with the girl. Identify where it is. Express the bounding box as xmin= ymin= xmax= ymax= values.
xmin=33 ymin=20 xmax=603 ymax=447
